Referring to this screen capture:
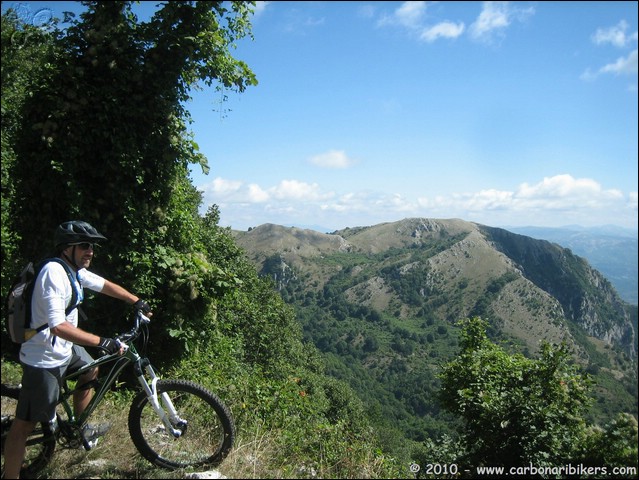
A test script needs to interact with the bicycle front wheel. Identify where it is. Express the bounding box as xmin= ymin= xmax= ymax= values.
xmin=1 ymin=384 xmax=56 ymax=478
xmin=128 ymin=379 xmax=235 ymax=470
